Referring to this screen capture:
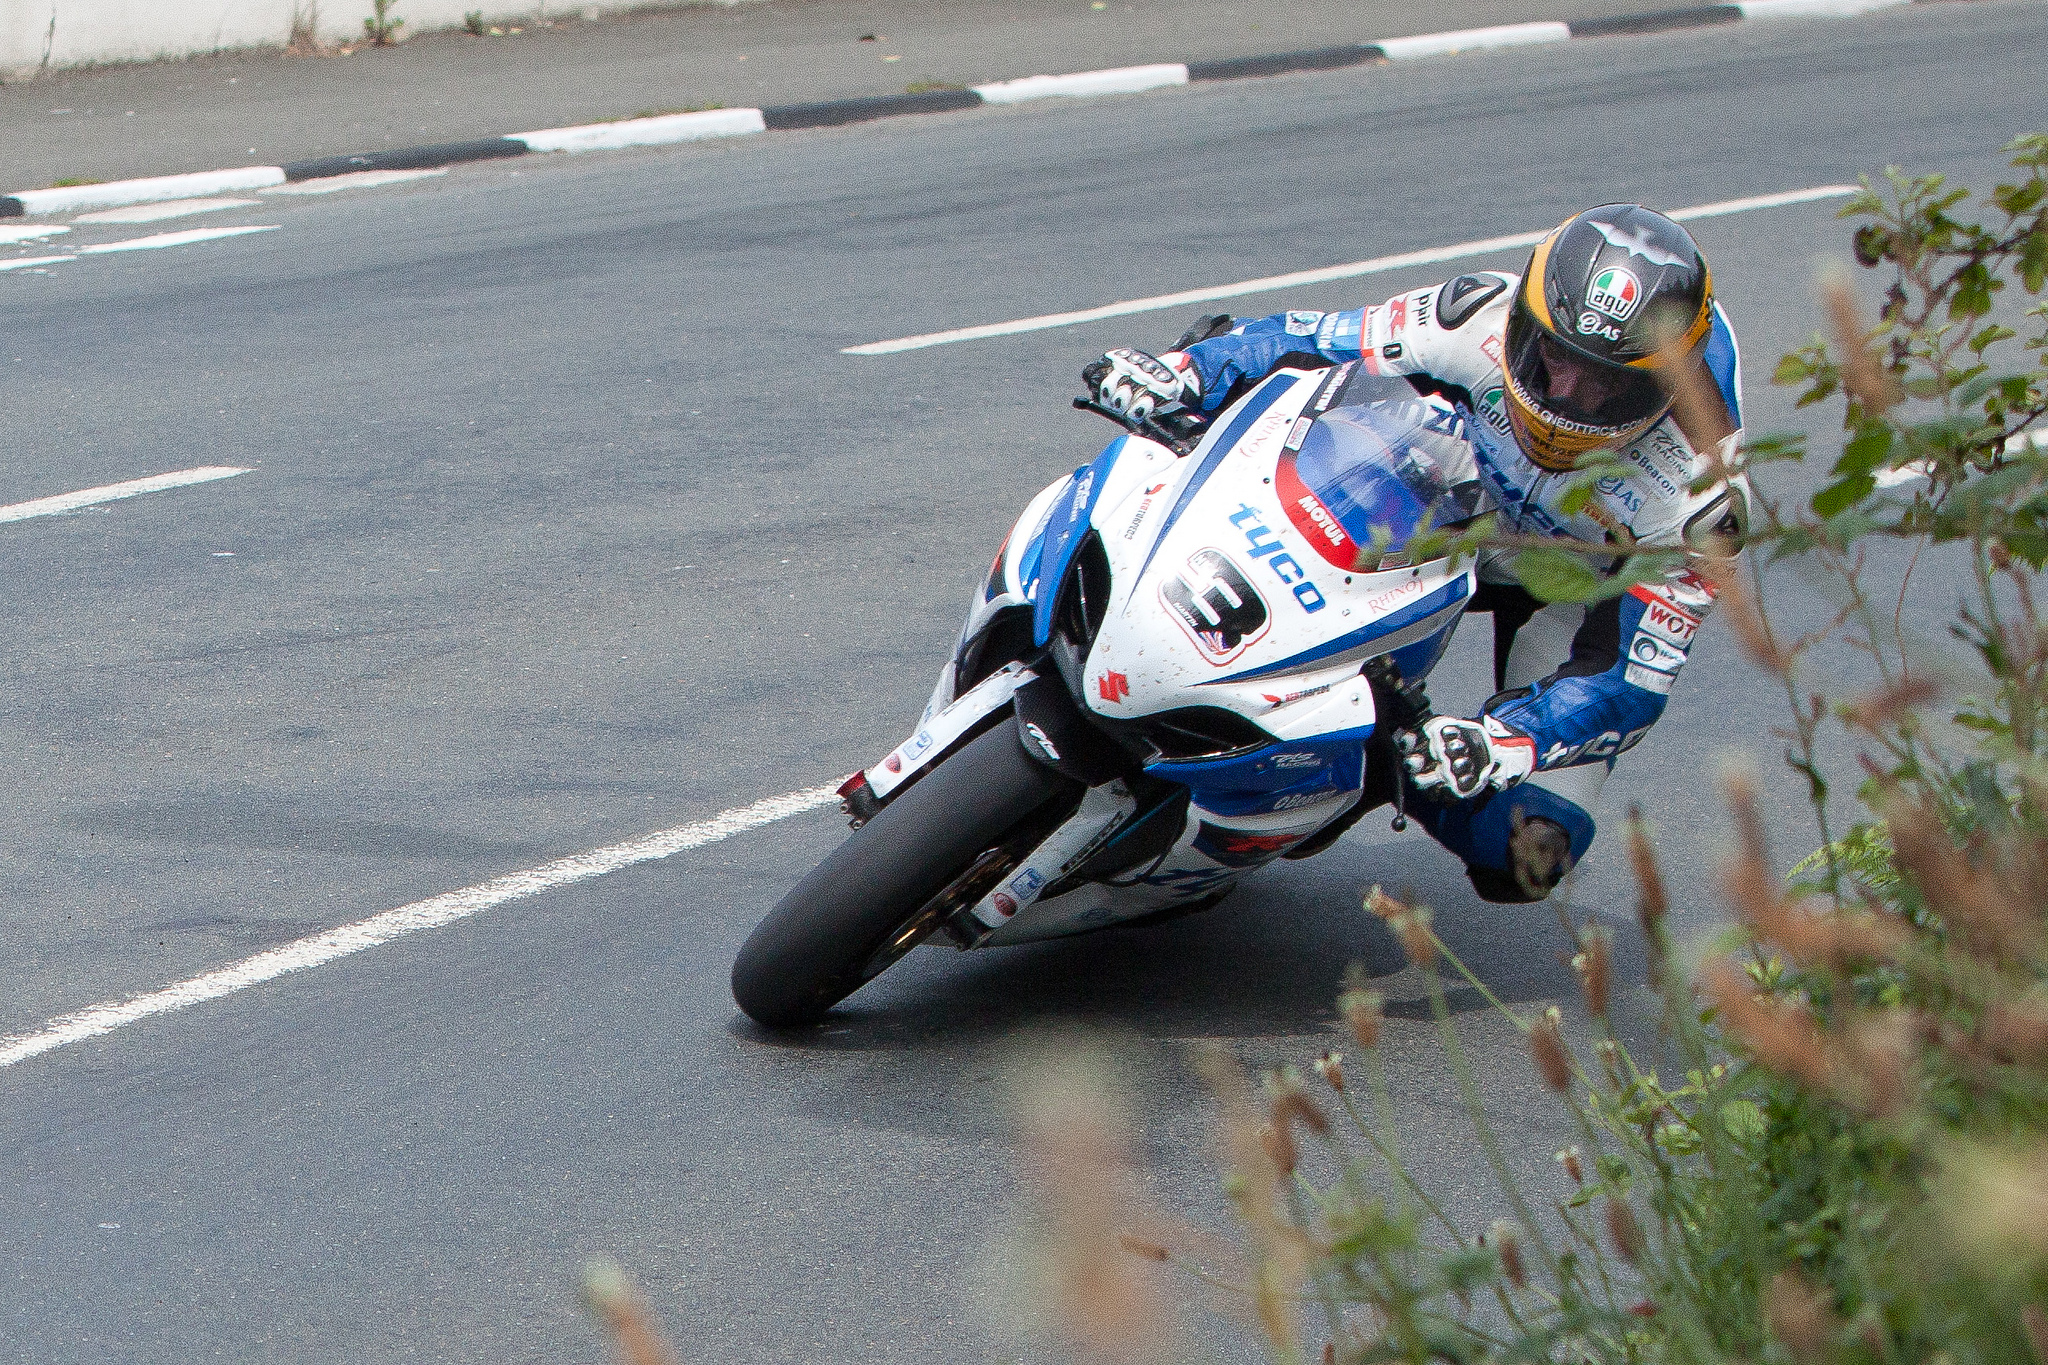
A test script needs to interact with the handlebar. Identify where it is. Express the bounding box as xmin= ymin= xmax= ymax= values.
xmin=1071 ymin=397 xmax=1202 ymax=456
